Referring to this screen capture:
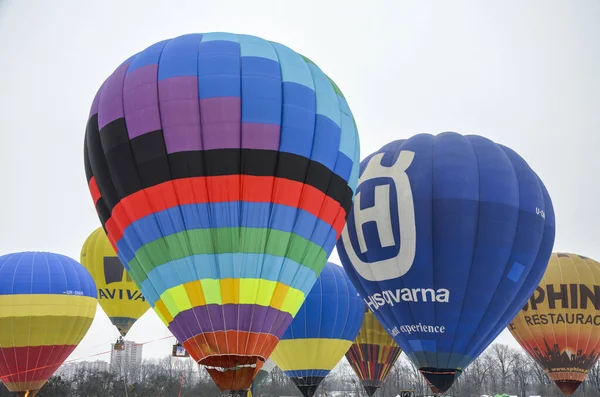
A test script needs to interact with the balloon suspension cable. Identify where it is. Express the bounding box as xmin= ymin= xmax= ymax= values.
xmin=1 ymin=335 xmax=176 ymax=379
